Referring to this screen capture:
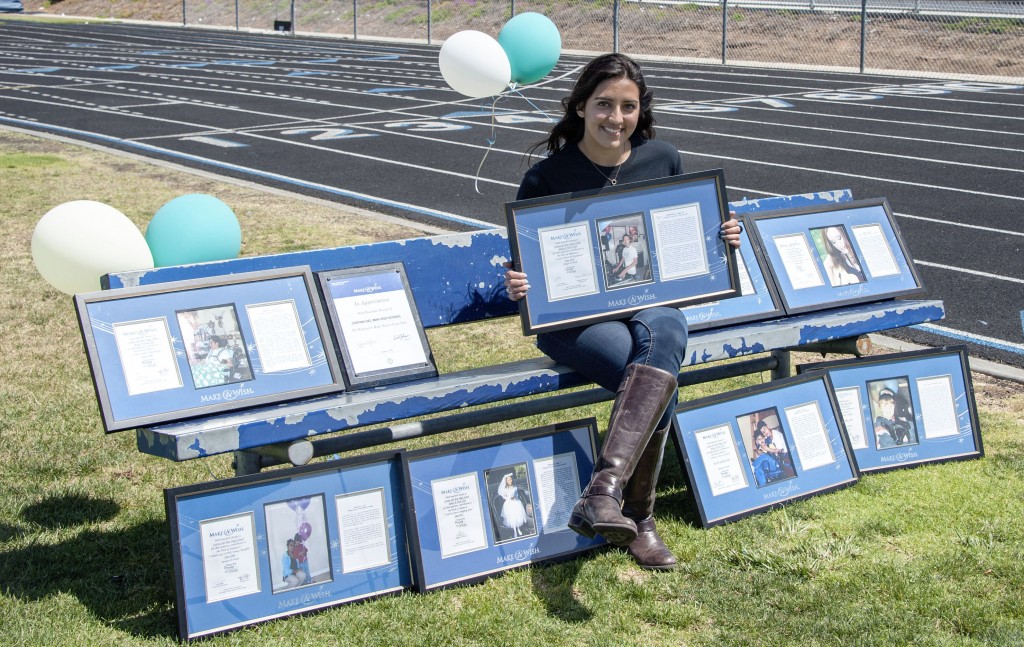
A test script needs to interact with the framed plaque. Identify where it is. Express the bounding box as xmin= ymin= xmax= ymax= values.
xmin=505 ymin=170 xmax=739 ymax=335
xmin=75 ymin=266 xmax=343 ymax=432
xmin=746 ymin=198 xmax=925 ymax=315
xmin=672 ymin=373 xmax=859 ymax=528
xmin=401 ymin=419 xmax=605 ymax=592
xmin=680 ymin=213 xmax=783 ymax=331
xmin=165 ymin=451 xmax=411 ymax=640
xmin=317 ymin=263 xmax=437 ymax=389
xmin=797 ymin=347 xmax=983 ymax=473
